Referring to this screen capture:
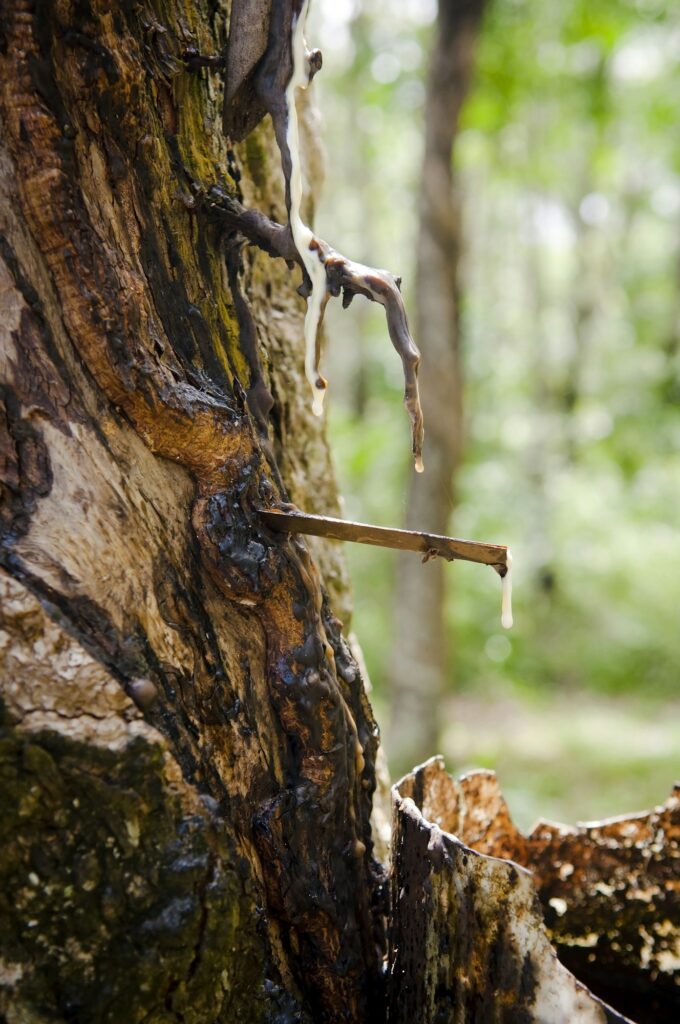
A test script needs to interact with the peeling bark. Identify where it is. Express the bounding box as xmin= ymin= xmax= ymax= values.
xmin=390 ymin=756 xmax=679 ymax=1024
